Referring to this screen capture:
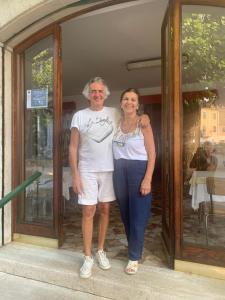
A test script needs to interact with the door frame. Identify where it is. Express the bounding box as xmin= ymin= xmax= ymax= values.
xmin=161 ymin=0 xmax=182 ymax=268
xmin=13 ymin=24 xmax=62 ymax=239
